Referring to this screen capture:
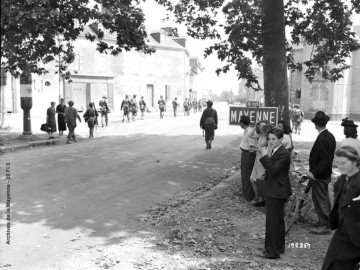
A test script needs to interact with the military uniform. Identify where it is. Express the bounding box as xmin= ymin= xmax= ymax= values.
xmin=200 ymin=102 xmax=218 ymax=149
xmin=99 ymin=98 xmax=110 ymax=127
xmin=139 ymin=98 xmax=147 ymax=119
xmin=192 ymin=99 xmax=197 ymax=114
xmin=172 ymin=99 xmax=179 ymax=117
xmin=121 ymin=96 xmax=131 ymax=123
xmin=158 ymin=97 xmax=166 ymax=118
